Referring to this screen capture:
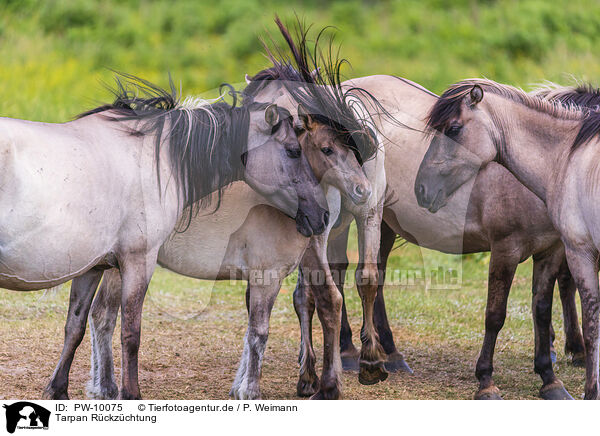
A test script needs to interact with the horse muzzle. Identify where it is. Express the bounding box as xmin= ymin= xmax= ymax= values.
xmin=295 ymin=207 xmax=329 ymax=237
